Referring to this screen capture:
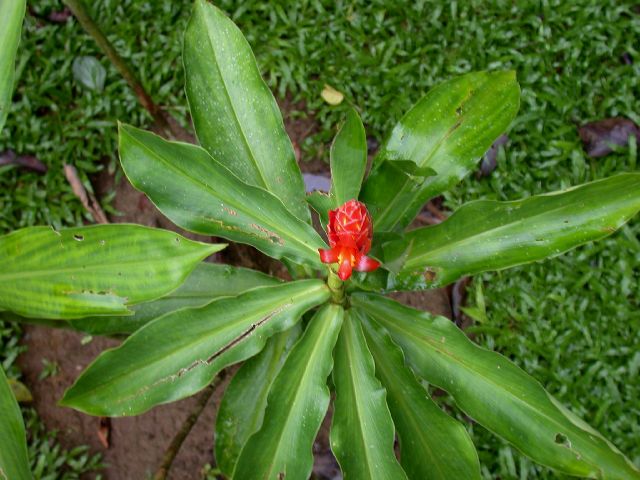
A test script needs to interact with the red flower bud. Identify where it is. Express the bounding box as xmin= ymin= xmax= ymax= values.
xmin=318 ymin=199 xmax=381 ymax=280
